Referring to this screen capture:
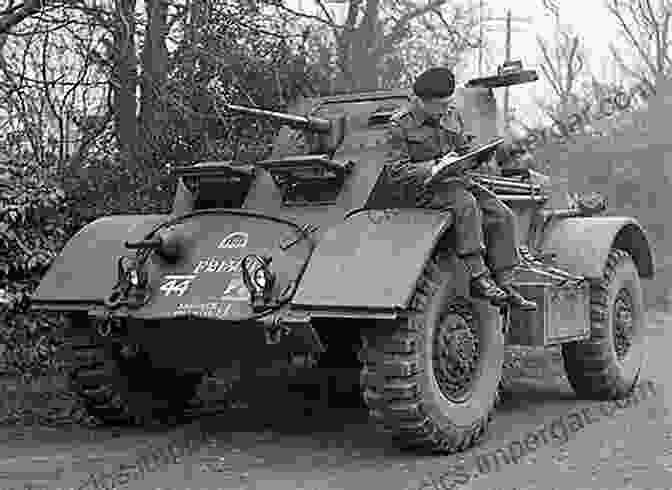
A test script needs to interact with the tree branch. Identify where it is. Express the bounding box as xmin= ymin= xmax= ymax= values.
xmin=0 ymin=0 xmax=44 ymax=36
xmin=609 ymin=41 xmax=655 ymax=92
xmin=312 ymin=0 xmax=335 ymax=25
xmin=261 ymin=0 xmax=344 ymax=29
xmin=606 ymin=0 xmax=659 ymax=80
xmin=537 ymin=35 xmax=563 ymax=98
xmin=376 ymin=0 xmax=445 ymax=57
